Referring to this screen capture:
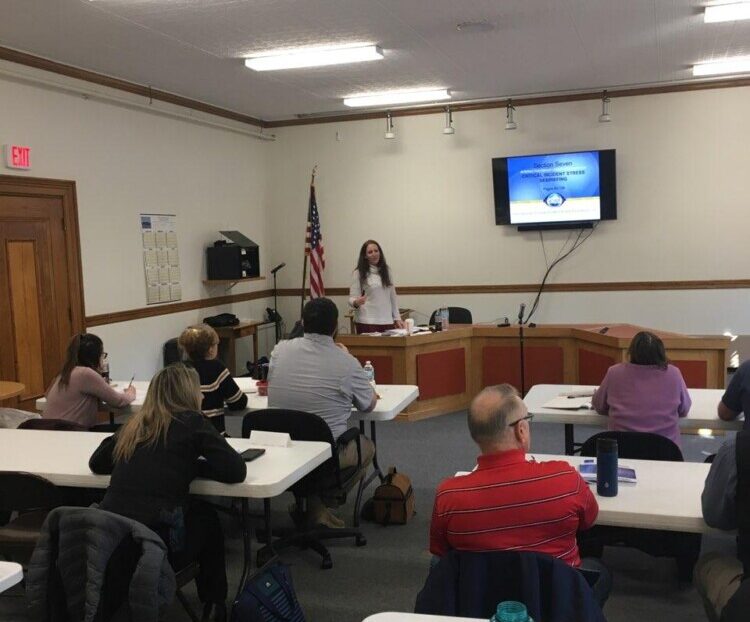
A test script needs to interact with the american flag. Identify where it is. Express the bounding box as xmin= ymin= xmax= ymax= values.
xmin=306 ymin=184 xmax=325 ymax=298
